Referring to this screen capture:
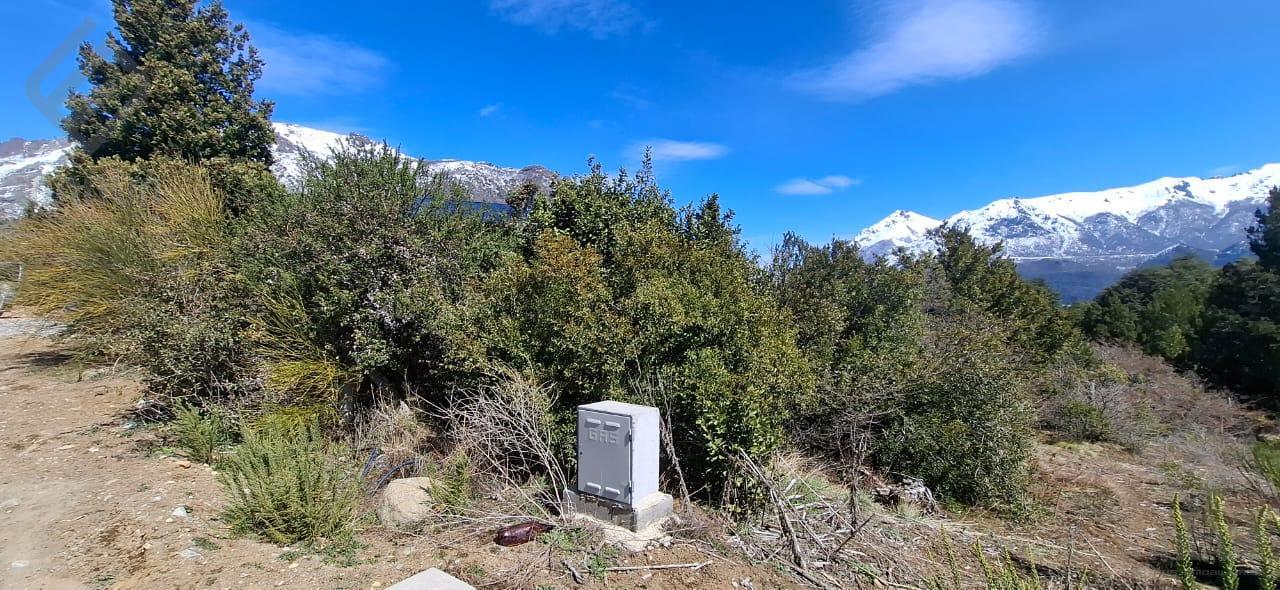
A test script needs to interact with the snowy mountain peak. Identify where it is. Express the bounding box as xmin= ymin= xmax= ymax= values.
xmin=0 ymin=123 xmax=555 ymax=217
xmin=851 ymin=163 xmax=1280 ymax=301
xmin=852 ymin=210 xmax=942 ymax=259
